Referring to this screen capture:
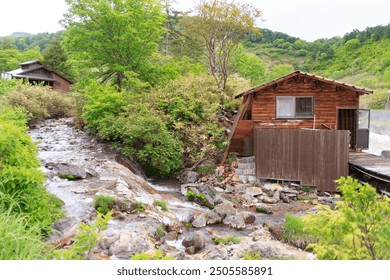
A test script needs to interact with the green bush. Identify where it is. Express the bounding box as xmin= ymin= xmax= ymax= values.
xmin=300 ymin=177 xmax=390 ymax=260
xmin=2 ymin=83 xmax=74 ymax=123
xmin=94 ymin=195 xmax=115 ymax=215
xmin=0 ymin=107 xmax=63 ymax=235
xmin=0 ymin=212 xmax=47 ymax=259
